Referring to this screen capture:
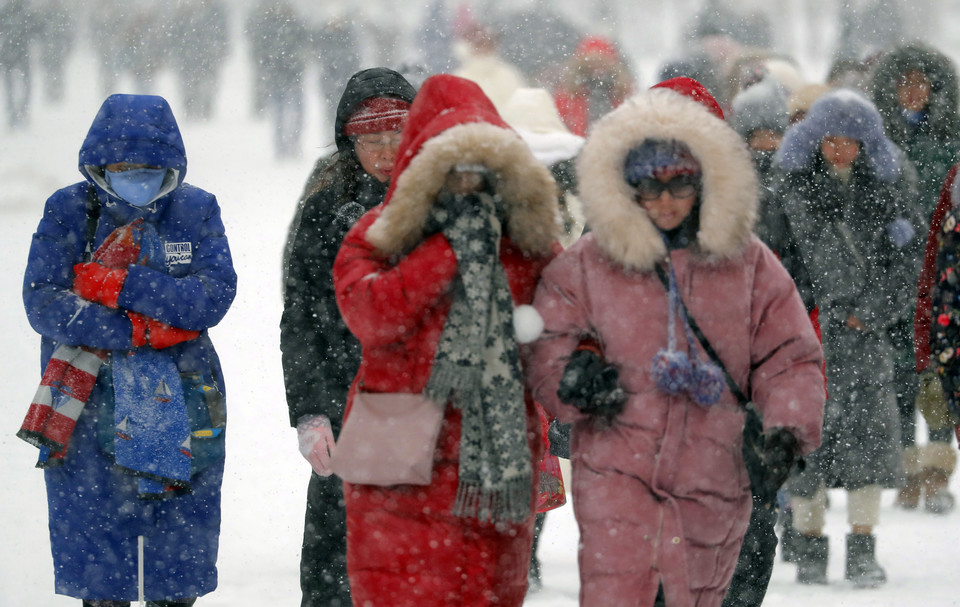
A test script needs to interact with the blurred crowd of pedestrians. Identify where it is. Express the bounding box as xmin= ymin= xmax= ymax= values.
xmin=8 ymin=1 xmax=960 ymax=606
